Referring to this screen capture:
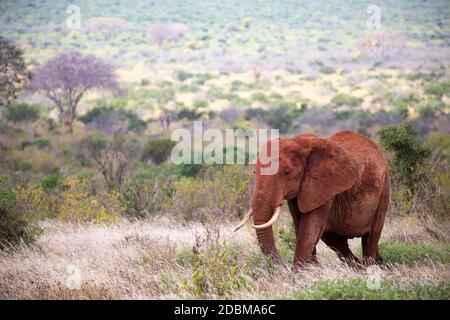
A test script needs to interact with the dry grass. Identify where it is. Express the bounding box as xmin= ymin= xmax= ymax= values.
xmin=0 ymin=215 xmax=449 ymax=300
